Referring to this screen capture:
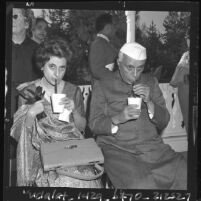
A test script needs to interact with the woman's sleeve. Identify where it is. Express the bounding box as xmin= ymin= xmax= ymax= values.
xmin=170 ymin=52 xmax=189 ymax=87
xmin=74 ymin=87 xmax=85 ymax=118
